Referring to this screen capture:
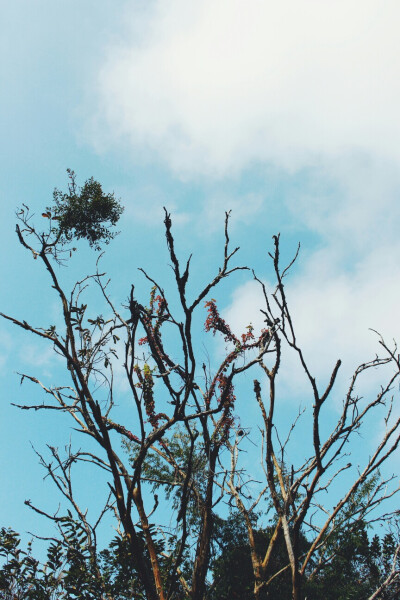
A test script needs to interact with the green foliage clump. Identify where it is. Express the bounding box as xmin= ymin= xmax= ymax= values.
xmin=210 ymin=513 xmax=309 ymax=600
xmin=49 ymin=169 xmax=124 ymax=250
xmin=0 ymin=522 xmax=144 ymax=600
xmin=1 ymin=517 xmax=399 ymax=599
xmin=305 ymin=523 xmax=399 ymax=600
